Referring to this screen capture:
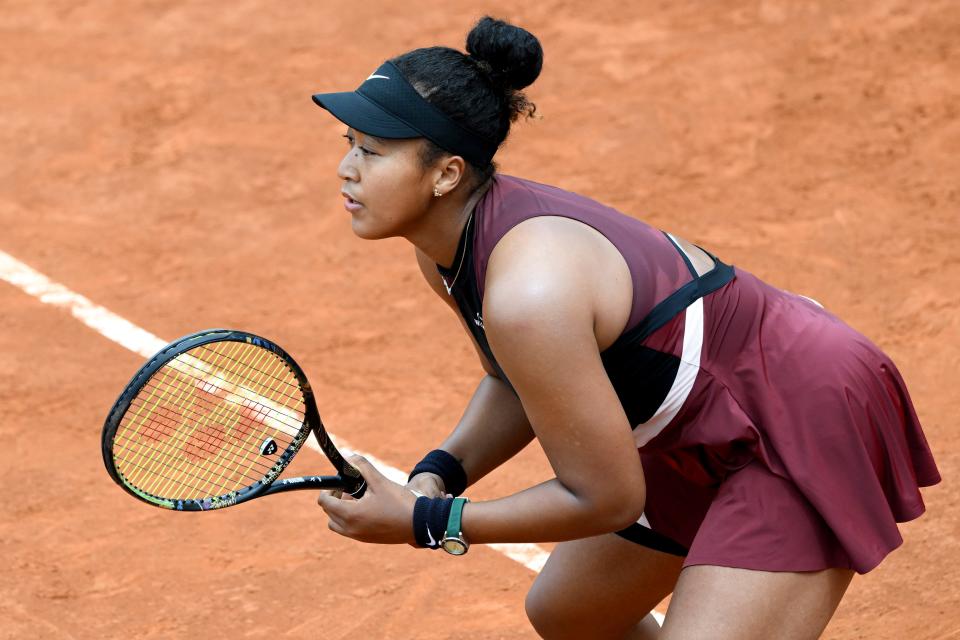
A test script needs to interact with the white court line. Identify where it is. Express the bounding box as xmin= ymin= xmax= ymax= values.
xmin=0 ymin=248 xmax=665 ymax=624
